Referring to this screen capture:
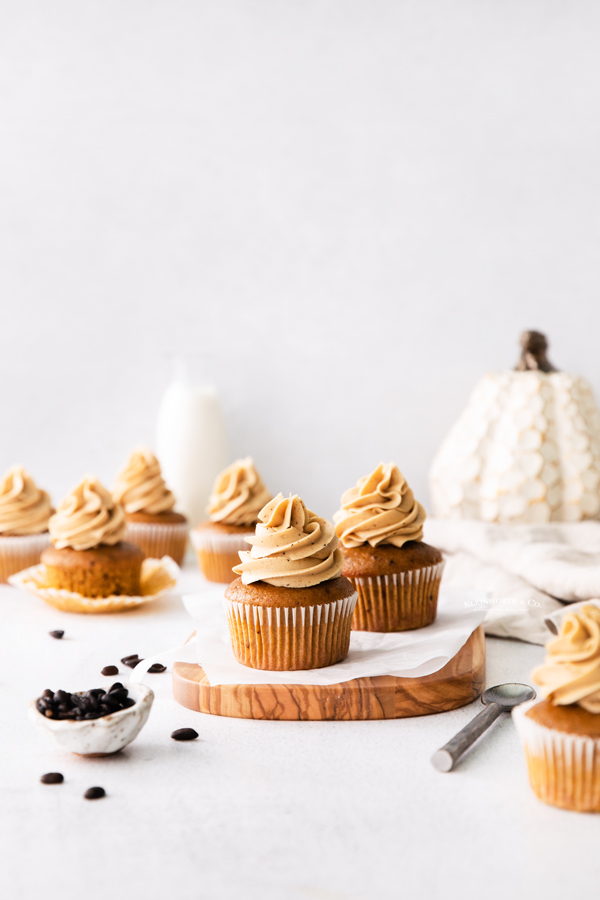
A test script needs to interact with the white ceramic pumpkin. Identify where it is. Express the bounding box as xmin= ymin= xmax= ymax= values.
xmin=430 ymin=332 xmax=600 ymax=523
